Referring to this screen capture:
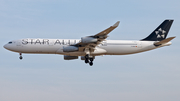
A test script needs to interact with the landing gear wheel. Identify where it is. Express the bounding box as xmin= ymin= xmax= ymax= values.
xmin=19 ymin=56 xmax=23 ymax=60
xmin=85 ymin=59 xmax=89 ymax=63
xmin=89 ymin=61 xmax=93 ymax=66
xmin=19 ymin=53 xmax=23 ymax=60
